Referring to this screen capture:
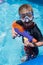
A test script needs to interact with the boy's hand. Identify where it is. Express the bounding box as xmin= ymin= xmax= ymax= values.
xmin=32 ymin=38 xmax=37 ymax=43
xmin=12 ymin=27 xmax=18 ymax=39
xmin=24 ymin=37 xmax=35 ymax=47
xmin=24 ymin=37 xmax=29 ymax=46
xmin=12 ymin=33 xmax=17 ymax=39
